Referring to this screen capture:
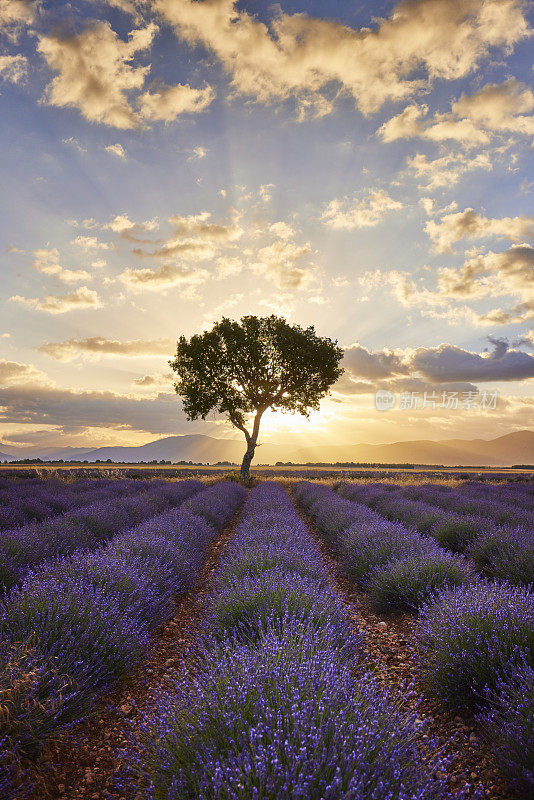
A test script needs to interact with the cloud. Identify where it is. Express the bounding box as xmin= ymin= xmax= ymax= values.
xmin=133 ymin=372 xmax=173 ymax=387
xmin=0 ymin=54 xmax=28 ymax=83
xmin=406 ymin=150 xmax=492 ymax=189
xmin=103 ymin=213 xmax=158 ymax=241
xmin=252 ymin=240 xmax=312 ymax=289
xmin=436 ymin=244 xmax=533 ymax=299
xmin=0 ymin=0 xmax=36 ymax=40
xmin=379 ymin=102 xmax=490 ymax=145
xmin=409 ymin=341 xmax=534 ymax=383
xmin=37 ymin=22 xmax=156 ymax=128
xmin=336 ymin=373 xmax=478 ymax=397
xmin=0 ymin=355 xmax=192 ymax=438
xmin=119 ymin=264 xmax=209 ymax=290
xmin=32 ymin=247 xmax=91 ymax=282
xmin=132 ymin=239 xmax=215 ymax=260
xmin=259 ymin=184 xmax=274 ymax=203
xmin=269 ymin=221 xmax=296 ymax=240
xmin=11 ymin=286 xmax=102 ymax=313
xmin=380 ymin=78 xmax=534 ymax=146
xmin=321 ymin=189 xmax=402 ymax=230
xmin=94 ymin=0 xmax=144 ymax=19
xmin=167 ymin=212 xmax=242 ymax=241
xmin=343 ymin=344 xmax=407 ymax=380
xmin=139 ymin=82 xmax=215 ymax=122
xmin=426 ymin=208 xmax=534 ymax=252
xmin=156 ymin=0 xmax=529 ymax=118
xmin=342 ymin=339 xmax=534 ymax=386
xmin=471 ymin=300 xmax=534 ymax=326
xmin=0 ymin=358 xmax=46 ymax=385
xmin=514 ymin=330 xmax=534 ymax=349
xmin=380 ymin=244 xmax=534 ymax=326
xmin=0 ymin=382 xmax=187 ymax=435
xmin=419 ymin=197 xmax=434 ymax=215
xmin=71 ymin=235 xmax=111 ymax=251
xmin=216 ymin=255 xmax=243 ymax=277
xmin=62 ymin=136 xmax=87 ymax=152
xmin=38 ymin=336 xmax=175 ymax=361
xmin=131 ymin=211 xmax=241 ymax=259
xmin=452 ymin=78 xmax=534 ymax=137
xmin=188 ymin=145 xmax=207 ymax=160
xmin=105 ymin=142 xmax=126 ymax=158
